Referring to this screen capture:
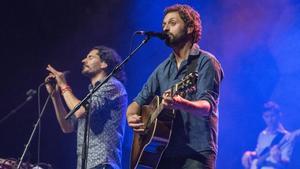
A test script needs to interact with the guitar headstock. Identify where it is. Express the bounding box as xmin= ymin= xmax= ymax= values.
xmin=174 ymin=72 xmax=198 ymax=97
